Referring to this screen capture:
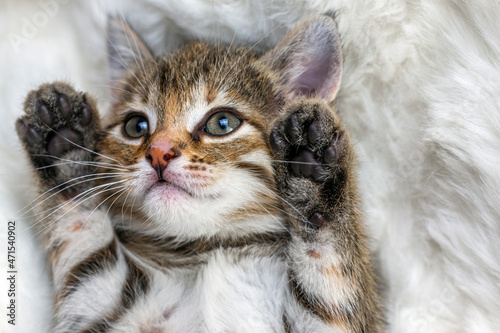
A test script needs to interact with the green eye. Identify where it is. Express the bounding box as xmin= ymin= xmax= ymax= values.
xmin=204 ymin=111 xmax=242 ymax=136
xmin=124 ymin=115 xmax=149 ymax=138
